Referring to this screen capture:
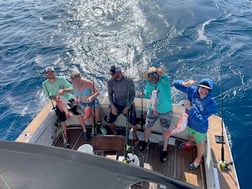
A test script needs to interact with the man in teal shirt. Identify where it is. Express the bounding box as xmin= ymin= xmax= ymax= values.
xmin=140 ymin=66 xmax=173 ymax=162
xmin=42 ymin=66 xmax=88 ymax=148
